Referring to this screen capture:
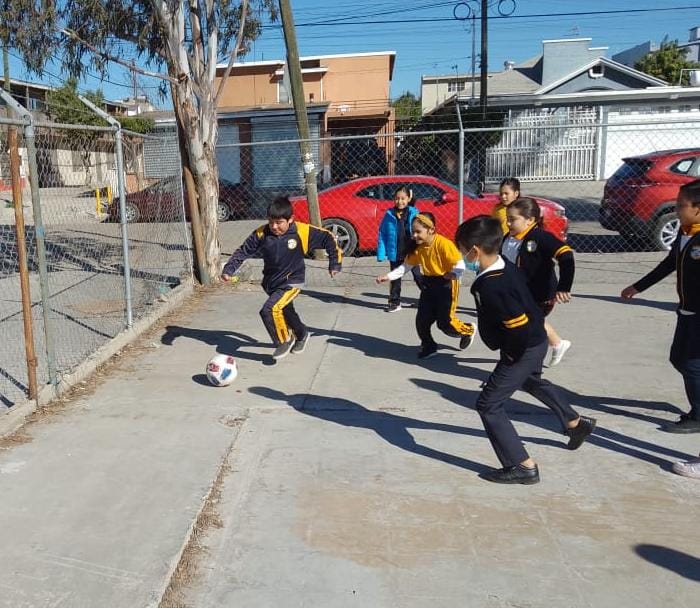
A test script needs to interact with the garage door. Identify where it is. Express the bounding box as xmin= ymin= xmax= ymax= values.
xmin=216 ymin=123 xmax=241 ymax=184
xmin=251 ymin=116 xmax=320 ymax=188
